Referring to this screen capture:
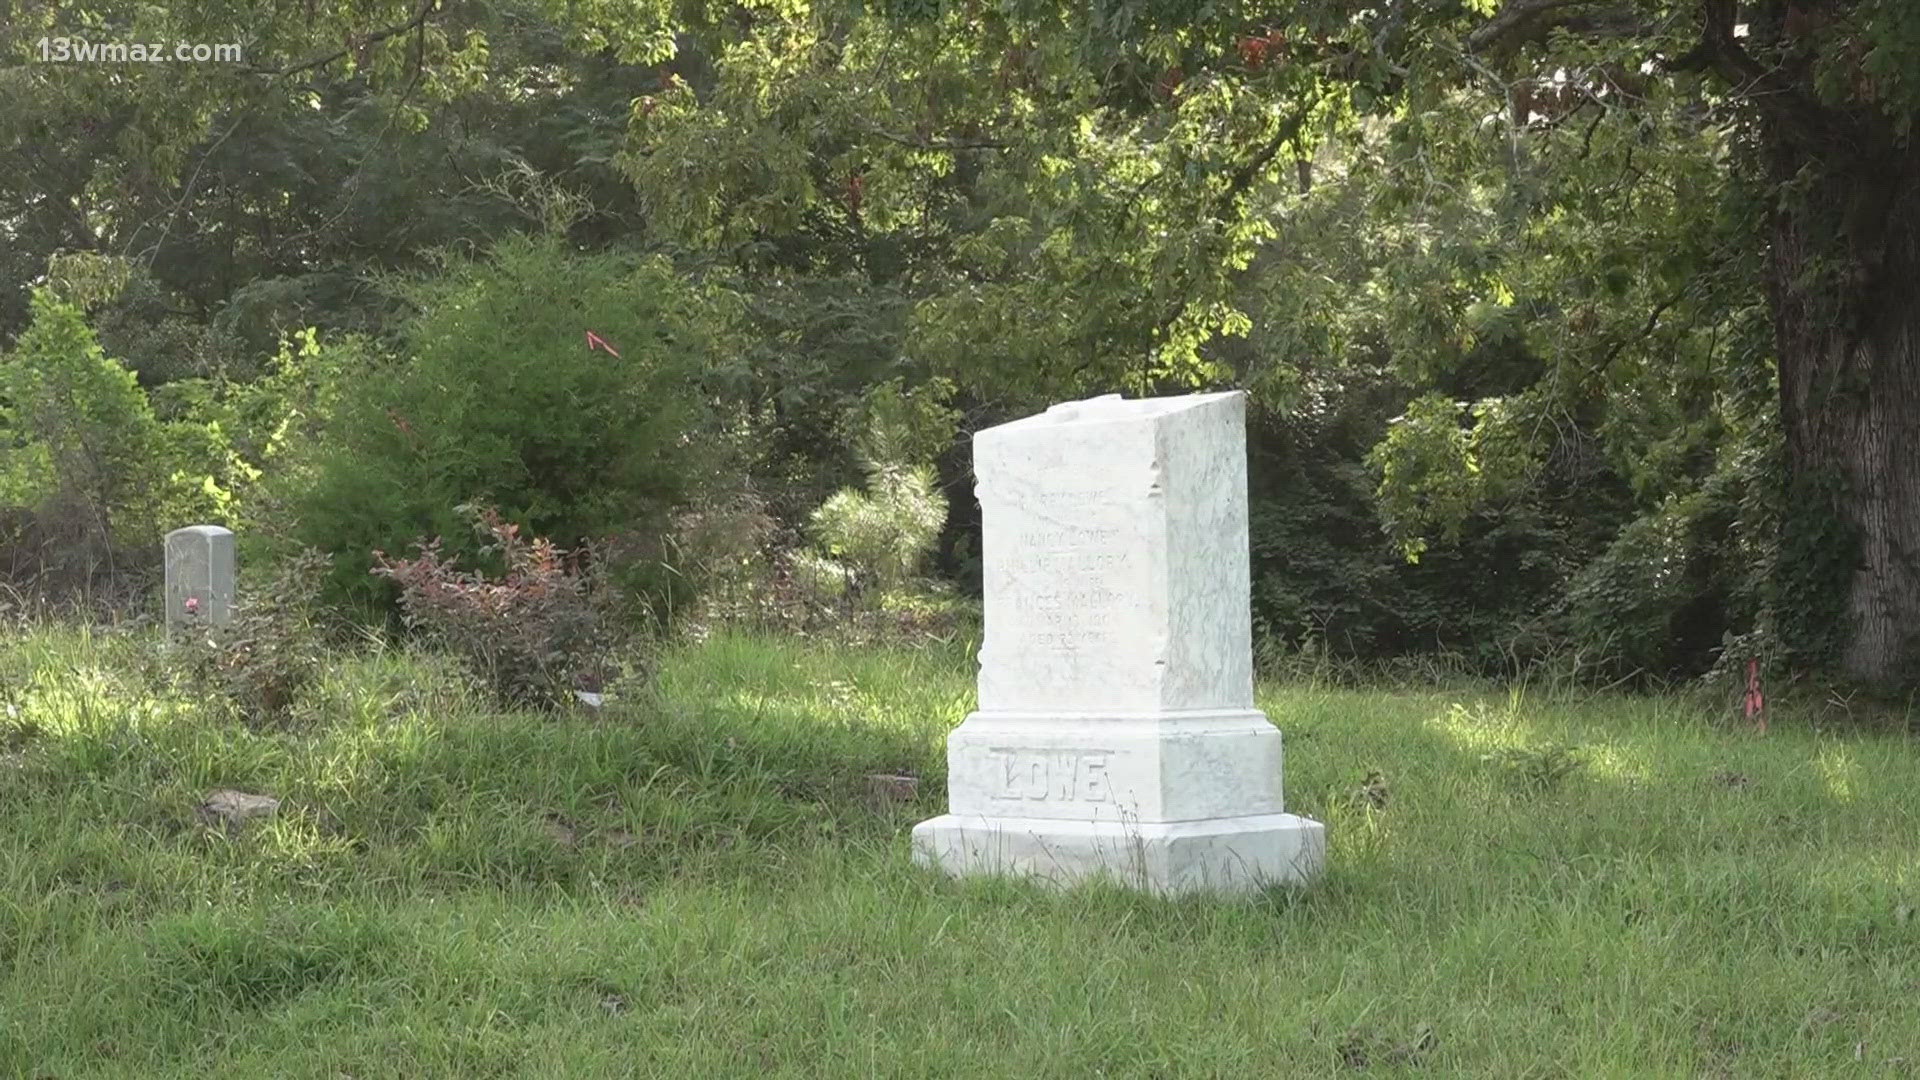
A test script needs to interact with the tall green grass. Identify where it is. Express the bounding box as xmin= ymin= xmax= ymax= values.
xmin=1 ymin=625 xmax=1916 ymax=1076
